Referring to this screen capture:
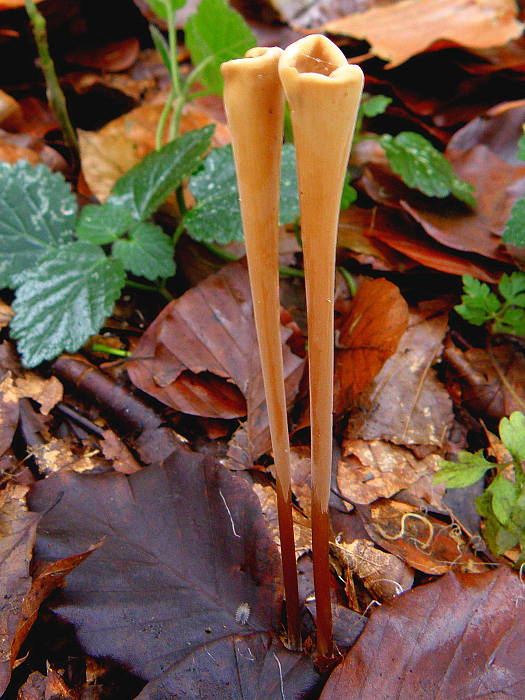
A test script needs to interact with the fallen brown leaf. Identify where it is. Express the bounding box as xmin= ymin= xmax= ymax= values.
xmin=100 ymin=429 xmax=142 ymax=474
xmin=335 ymin=278 xmax=409 ymax=413
xmin=331 ymin=537 xmax=413 ymax=602
xmin=360 ymin=499 xmax=485 ymax=575
xmin=345 ymin=301 xmax=454 ymax=451
xmin=65 ymin=37 xmax=140 ymax=72
xmin=321 ymin=0 xmax=523 ymax=68
xmin=128 ymin=262 xmax=305 ymax=463
xmin=134 ymin=633 xmax=321 ymax=700
xmin=444 ymin=340 xmax=525 ymax=422
xmin=0 ymin=300 xmax=12 ymax=330
xmin=320 ymin=566 xmax=525 ymax=699
xmin=0 ymin=485 xmax=39 ymax=695
xmin=337 ymin=439 xmax=442 ymax=505
xmin=79 ymin=101 xmax=230 ymax=202
xmin=28 ymin=451 xmax=281 ymax=684
xmin=16 ymin=669 xmax=76 ymax=700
